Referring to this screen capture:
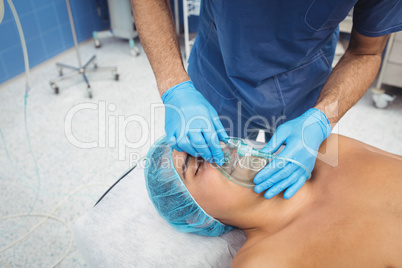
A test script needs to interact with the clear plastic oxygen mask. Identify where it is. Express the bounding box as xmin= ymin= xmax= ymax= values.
xmin=212 ymin=138 xmax=311 ymax=188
